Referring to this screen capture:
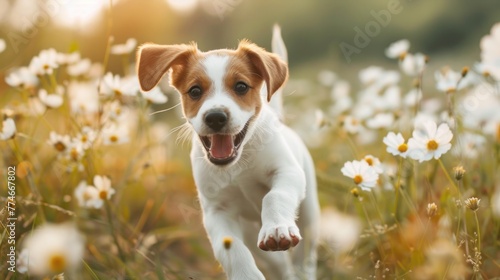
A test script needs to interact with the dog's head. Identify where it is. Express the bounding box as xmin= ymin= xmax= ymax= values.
xmin=136 ymin=40 xmax=288 ymax=166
